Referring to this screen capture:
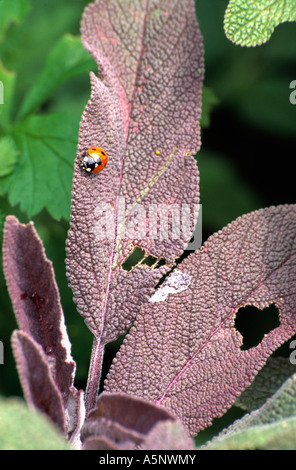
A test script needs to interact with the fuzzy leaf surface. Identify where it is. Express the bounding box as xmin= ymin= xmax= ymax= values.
xmin=203 ymin=416 xmax=296 ymax=450
xmin=0 ymin=397 xmax=70 ymax=450
xmin=80 ymin=392 xmax=194 ymax=450
xmin=66 ymin=0 xmax=204 ymax=341
xmin=235 ymin=371 xmax=296 ymax=428
xmin=205 ymin=371 xmax=296 ymax=449
xmin=235 ymin=357 xmax=296 ymax=411
xmin=3 ymin=215 xmax=76 ymax=405
xmin=105 ymin=205 xmax=296 ymax=435
xmin=11 ymin=330 xmax=66 ymax=433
